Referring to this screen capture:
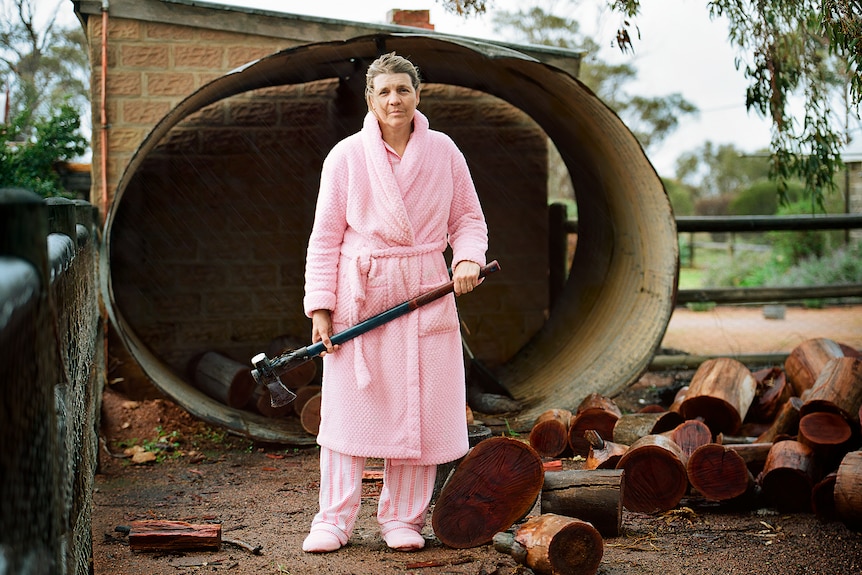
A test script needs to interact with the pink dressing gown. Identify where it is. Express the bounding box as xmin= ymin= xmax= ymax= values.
xmin=303 ymin=109 xmax=488 ymax=465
